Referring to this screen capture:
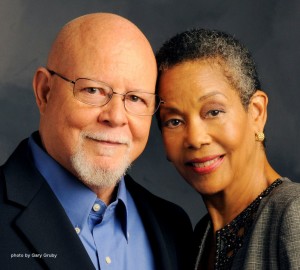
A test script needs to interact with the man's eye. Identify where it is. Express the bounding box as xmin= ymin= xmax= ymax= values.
xmin=82 ymin=87 xmax=106 ymax=96
xmin=82 ymin=87 xmax=98 ymax=94
xmin=127 ymin=94 xmax=144 ymax=103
